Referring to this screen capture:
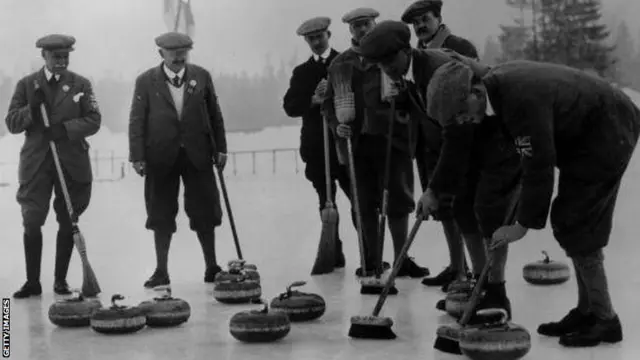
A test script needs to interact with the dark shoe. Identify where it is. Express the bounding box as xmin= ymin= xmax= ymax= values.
xmin=471 ymin=282 xmax=512 ymax=321
xmin=144 ymin=271 xmax=170 ymax=288
xmin=355 ymin=262 xmax=390 ymax=277
xmin=559 ymin=315 xmax=623 ymax=347
xmin=538 ymin=308 xmax=597 ymax=337
xmin=13 ymin=281 xmax=42 ymax=299
xmin=436 ymin=298 xmax=446 ymax=311
xmin=397 ymin=258 xmax=429 ymax=278
xmin=53 ymin=280 xmax=71 ymax=295
xmin=334 ymin=239 xmax=345 ymax=268
xmin=422 ymin=266 xmax=458 ymax=286
xmin=204 ymin=264 xmax=222 ymax=283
